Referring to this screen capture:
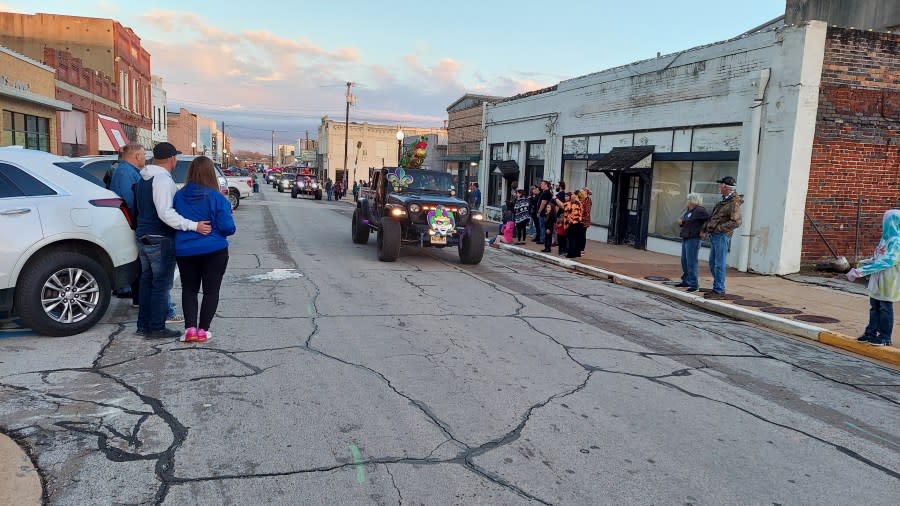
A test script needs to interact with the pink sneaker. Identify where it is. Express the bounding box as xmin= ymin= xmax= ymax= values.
xmin=195 ymin=329 xmax=210 ymax=343
xmin=181 ymin=327 xmax=198 ymax=343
